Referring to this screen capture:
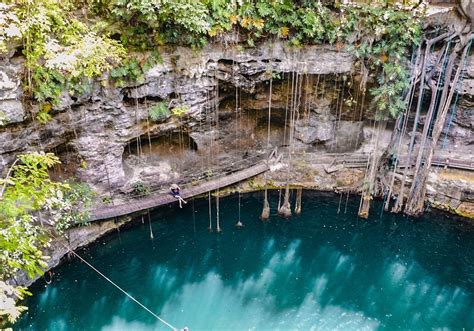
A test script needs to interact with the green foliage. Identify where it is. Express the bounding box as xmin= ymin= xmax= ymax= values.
xmin=88 ymin=1 xmax=421 ymax=118
xmin=110 ymin=51 xmax=162 ymax=86
xmin=91 ymin=0 xmax=345 ymax=48
xmin=0 ymin=280 xmax=29 ymax=325
xmin=45 ymin=181 xmax=95 ymax=233
xmin=106 ymin=0 xmax=211 ymax=48
xmin=2 ymin=0 xmax=422 ymax=120
xmin=131 ymin=181 xmax=151 ymax=197
xmin=0 ymin=152 xmax=95 ymax=323
xmin=344 ymin=5 xmax=422 ymax=119
xmin=0 ymin=3 xmax=21 ymax=54
xmin=149 ymin=102 xmax=169 ymax=121
xmin=4 ymin=0 xmax=125 ymax=105
xmin=1 ymin=152 xmax=64 ymax=219
xmin=110 ymin=58 xmax=144 ymax=86
xmin=36 ymin=111 xmax=52 ymax=124
xmin=171 ymin=105 xmax=189 ymax=117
